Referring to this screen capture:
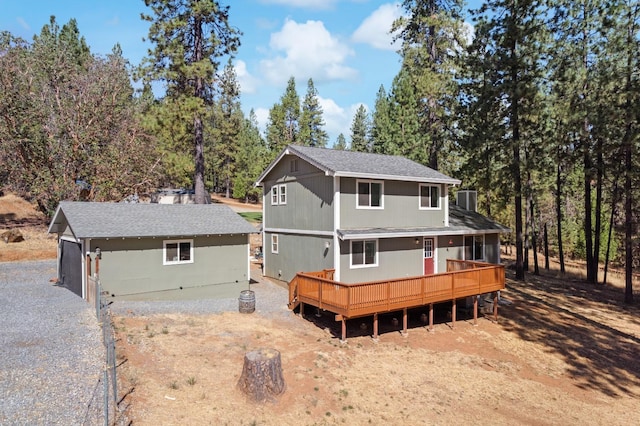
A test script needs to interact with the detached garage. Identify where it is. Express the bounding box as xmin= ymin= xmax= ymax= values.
xmin=48 ymin=201 xmax=257 ymax=301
